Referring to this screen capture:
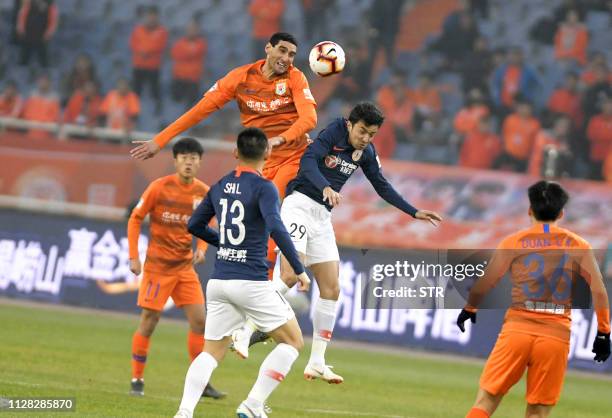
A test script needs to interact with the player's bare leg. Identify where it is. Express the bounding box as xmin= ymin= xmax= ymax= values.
xmin=525 ymin=404 xmax=553 ymax=418
xmin=183 ymin=304 xmax=226 ymax=400
xmin=231 ymin=252 xmax=305 ymax=358
xmin=303 ymin=260 xmax=343 ymax=383
xmin=465 ymin=388 xmax=503 ymax=417
xmin=130 ymin=308 xmax=162 ymax=395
